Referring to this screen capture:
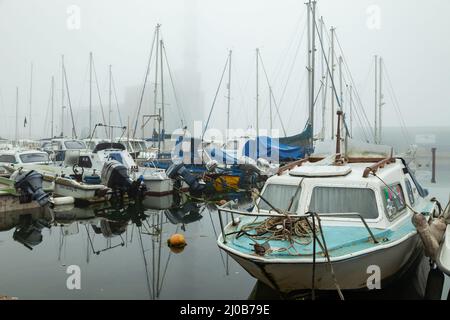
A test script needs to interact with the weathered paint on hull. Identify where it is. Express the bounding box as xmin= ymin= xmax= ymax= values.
xmin=223 ymin=234 xmax=422 ymax=293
